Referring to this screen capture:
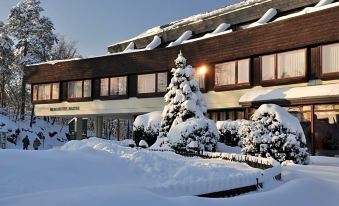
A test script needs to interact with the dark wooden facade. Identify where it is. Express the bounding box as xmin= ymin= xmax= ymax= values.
xmin=25 ymin=6 xmax=339 ymax=104
xmin=26 ymin=6 xmax=339 ymax=84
